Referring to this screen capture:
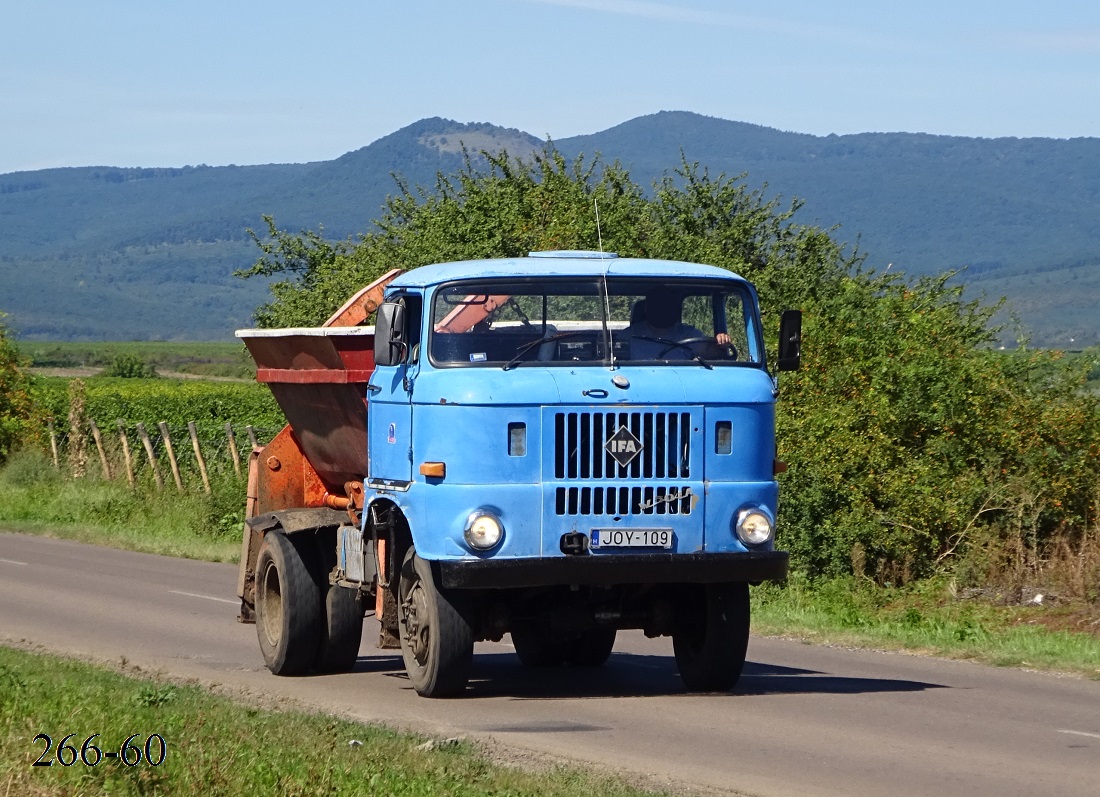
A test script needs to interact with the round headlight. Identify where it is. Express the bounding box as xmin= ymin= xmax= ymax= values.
xmin=735 ymin=508 xmax=774 ymax=546
xmin=464 ymin=510 xmax=504 ymax=551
